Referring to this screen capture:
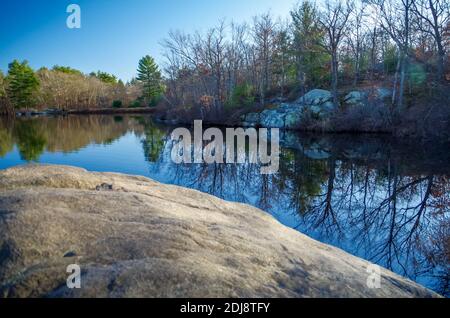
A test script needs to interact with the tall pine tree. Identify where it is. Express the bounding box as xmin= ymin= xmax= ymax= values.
xmin=291 ymin=1 xmax=329 ymax=93
xmin=136 ymin=55 xmax=164 ymax=107
xmin=7 ymin=60 xmax=39 ymax=109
